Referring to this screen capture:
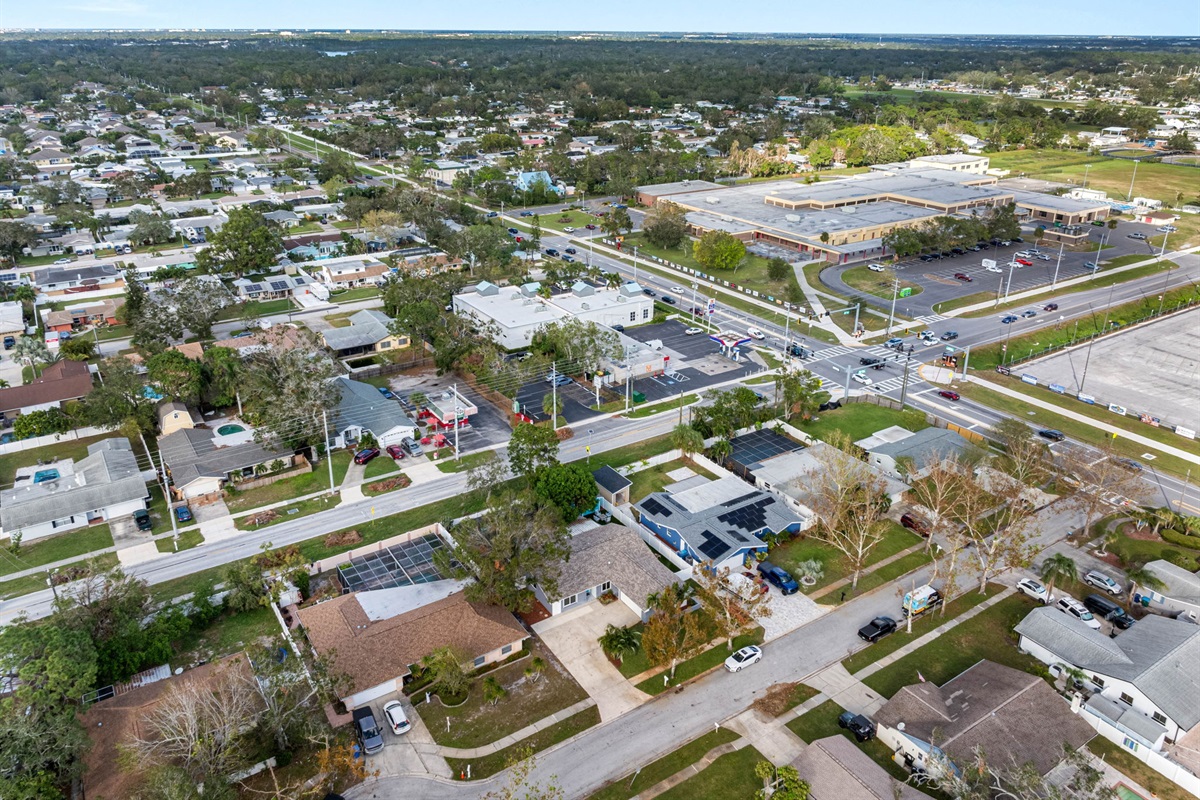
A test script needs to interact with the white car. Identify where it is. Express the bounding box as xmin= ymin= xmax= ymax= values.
xmin=852 ymin=371 xmax=872 ymax=385
xmin=53 ymin=257 xmax=73 ymax=265
xmin=1009 ymin=261 xmax=1024 ymax=269
xmin=1056 ymin=596 xmax=1102 ymax=630
xmin=670 ymin=285 xmax=685 ymax=294
xmin=563 ymin=226 xmax=576 ymax=233
xmin=1084 ymin=570 xmax=1122 ymax=595
xmin=725 ymin=645 xmax=763 ymax=672
xmin=922 ymin=337 xmax=941 ymax=347
xmin=383 ymin=700 xmax=411 ymax=735
xmin=747 ymin=328 xmax=766 ymax=340
xmin=684 ymin=327 xmax=703 ymax=336
xmin=985 ymin=264 xmax=1003 ymax=273
xmin=1016 ymin=577 xmax=1053 ymax=604
xmin=868 ymin=263 xmax=886 ymax=272
xmin=1036 ymin=253 xmax=1052 ymax=261
xmin=1015 ymin=250 xmax=1032 ymax=258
